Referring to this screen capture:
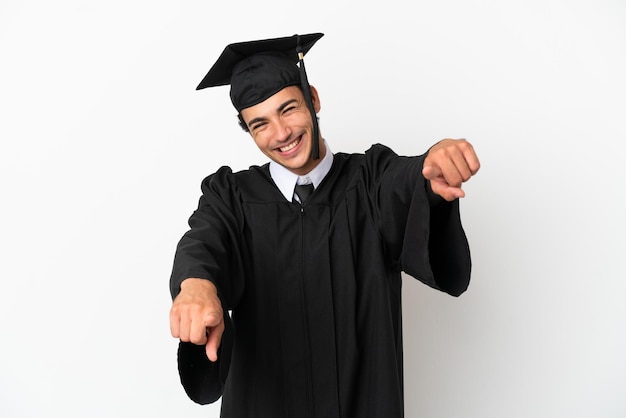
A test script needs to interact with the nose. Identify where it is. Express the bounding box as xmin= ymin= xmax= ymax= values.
xmin=273 ymin=119 xmax=292 ymax=143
